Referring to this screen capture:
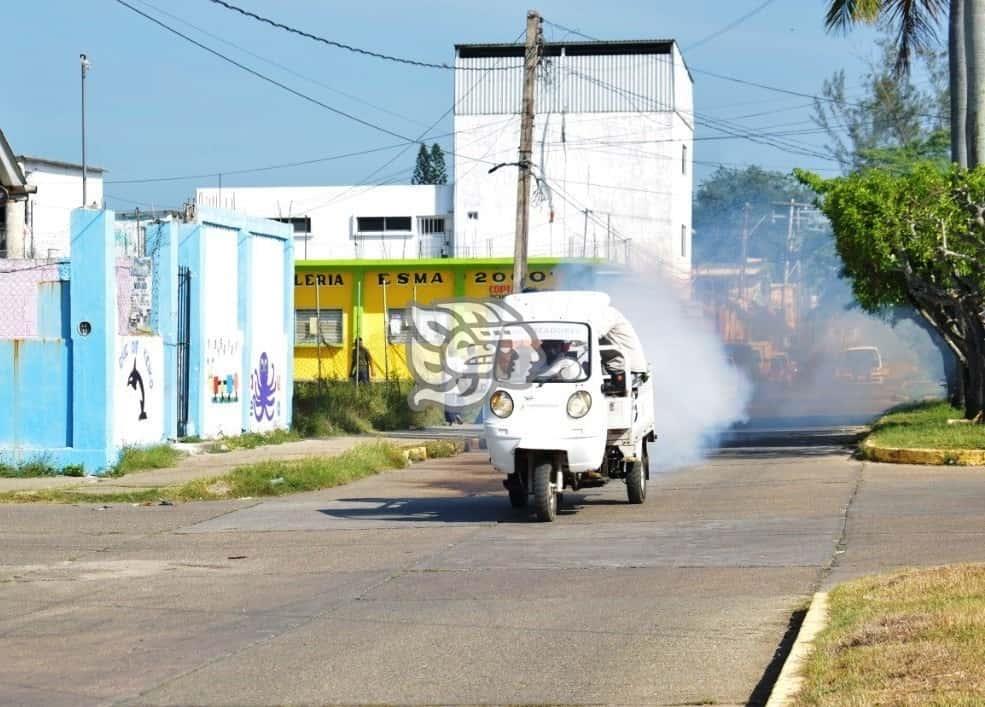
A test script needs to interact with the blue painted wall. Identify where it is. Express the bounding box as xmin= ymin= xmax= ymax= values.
xmin=0 ymin=340 xmax=71 ymax=453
